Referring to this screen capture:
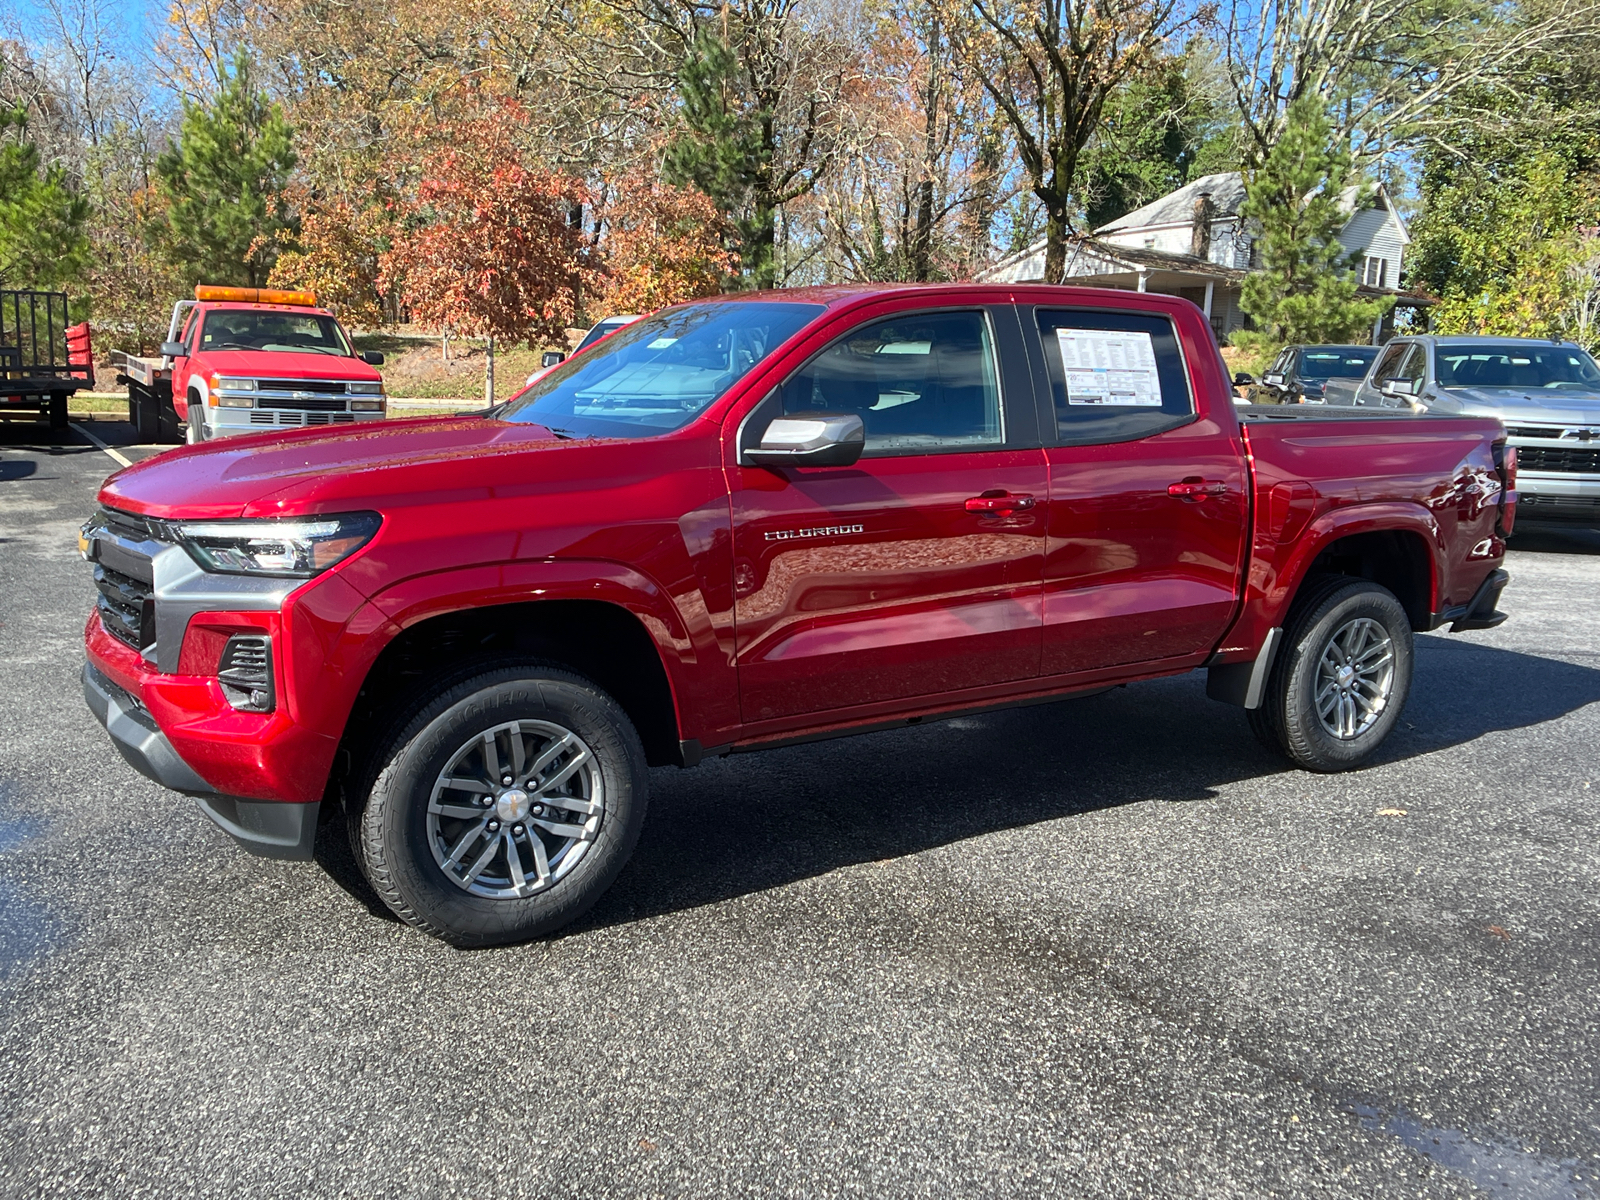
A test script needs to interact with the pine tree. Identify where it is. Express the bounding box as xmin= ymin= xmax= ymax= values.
xmin=0 ymin=102 xmax=91 ymax=290
xmin=1235 ymin=95 xmax=1391 ymax=353
xmin=155 ymin=50 xmax=296 ymax=287
xmin=662 ymin=30 xmax=777 ymax=288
